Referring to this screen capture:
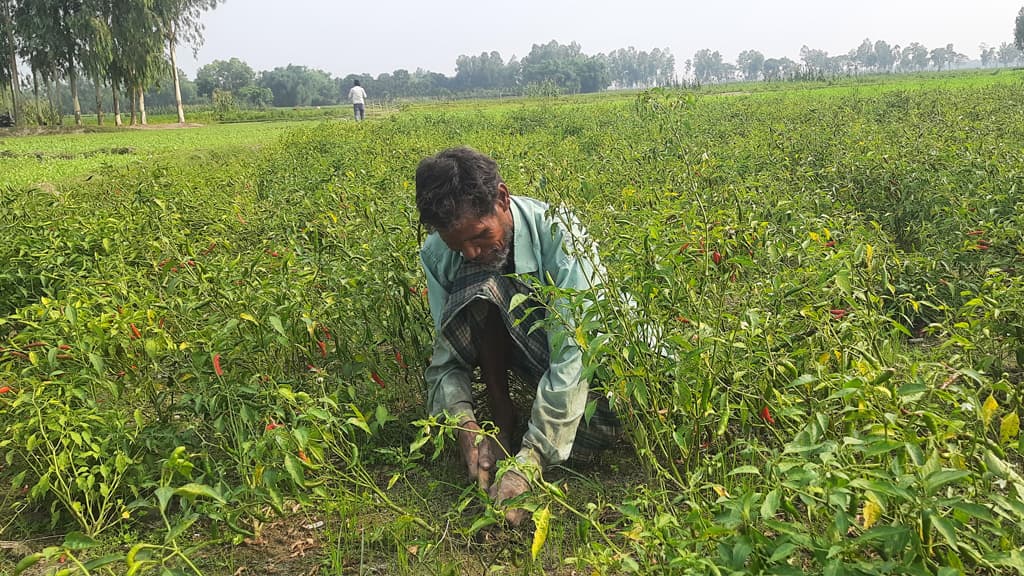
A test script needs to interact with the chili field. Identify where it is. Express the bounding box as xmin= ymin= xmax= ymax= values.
xmin=1 ymin=72 xmax=1023 ymax=575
